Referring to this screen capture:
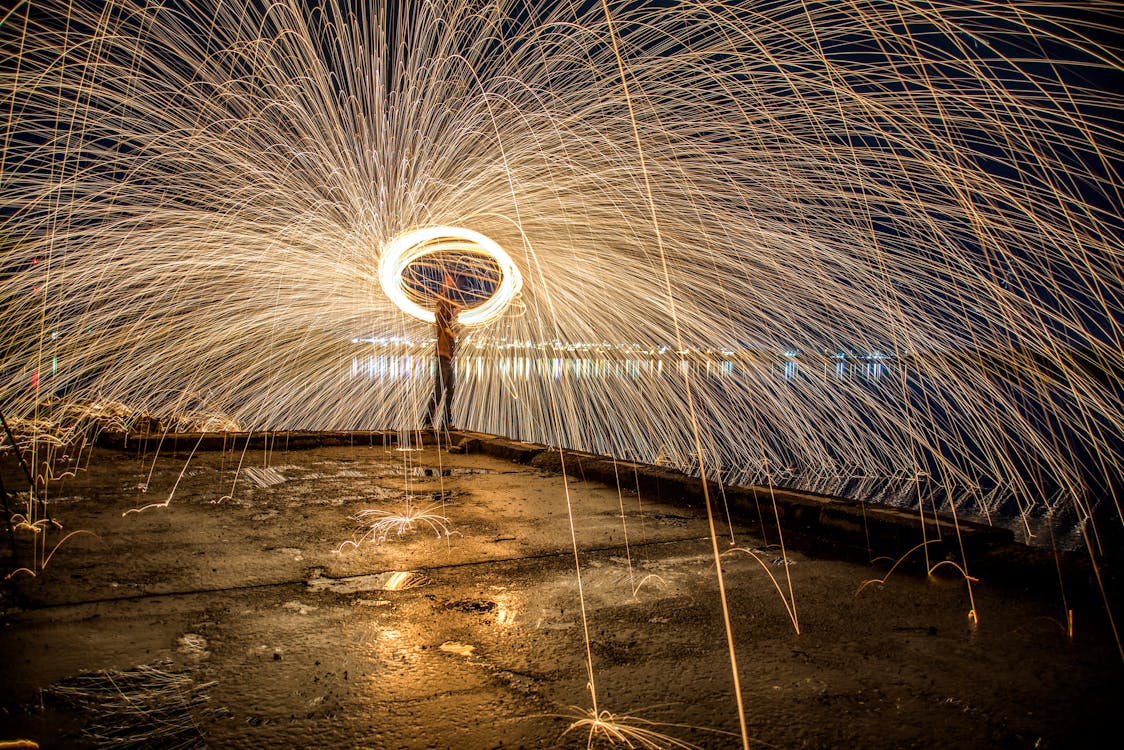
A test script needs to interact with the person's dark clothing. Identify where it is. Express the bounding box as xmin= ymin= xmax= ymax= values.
xmin=424 ymin=297 xmax=458 ymax=428
xmin=425 ymin=354 xmax=455 ymax=429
